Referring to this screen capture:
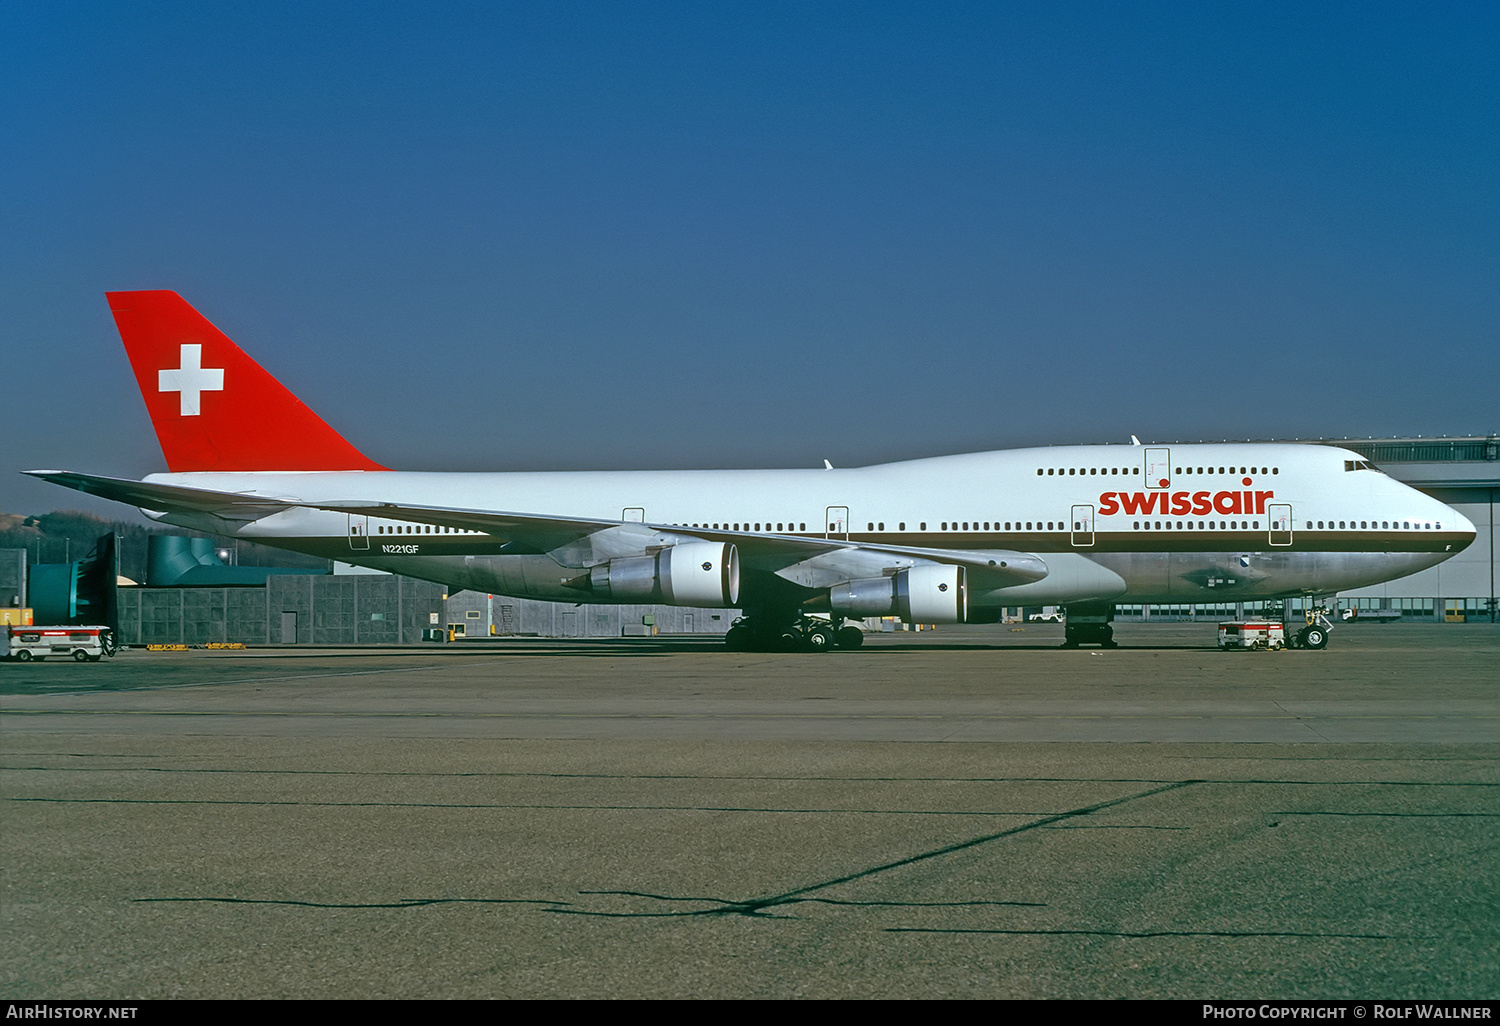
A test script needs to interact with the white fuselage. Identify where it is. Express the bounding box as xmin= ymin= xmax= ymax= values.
xmin=143 ymin=442 xmax=1475 ymax=614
